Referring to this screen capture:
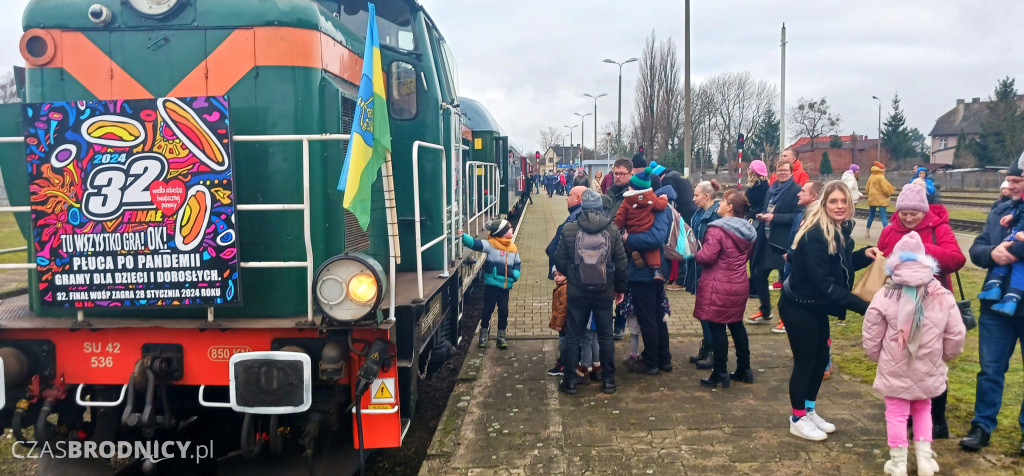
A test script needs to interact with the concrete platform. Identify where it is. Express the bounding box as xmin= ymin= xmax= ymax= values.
xmin=423 ymin=193 xmax=1007 ymax=475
